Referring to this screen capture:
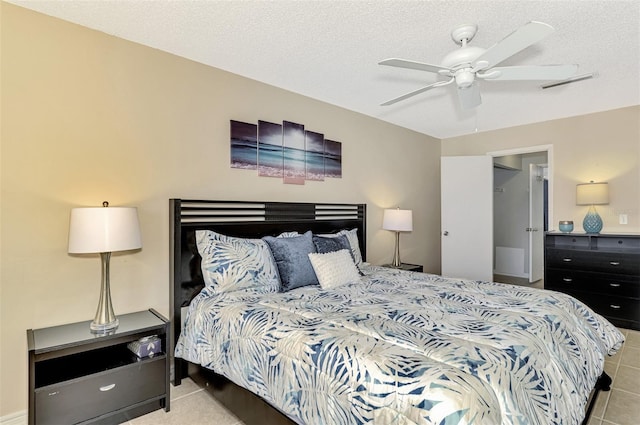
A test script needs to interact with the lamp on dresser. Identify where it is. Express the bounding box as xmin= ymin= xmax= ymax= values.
xmin=382 ymin=208 xmax=413 ymax=268
xmin=576 ymin=181 xmax=609 ymax=234
xmin=68 ymin=201 xmax=142 ymax=333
